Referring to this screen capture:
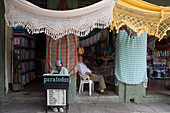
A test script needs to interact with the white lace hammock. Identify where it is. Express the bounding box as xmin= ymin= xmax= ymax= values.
xmin=4 ymin=0 xmax=116 ymax=40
